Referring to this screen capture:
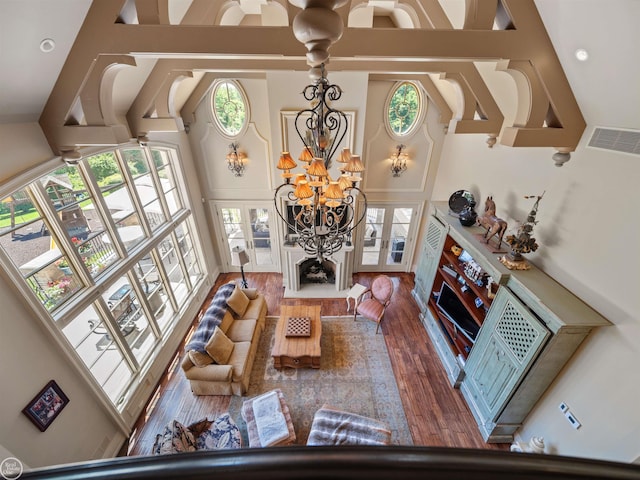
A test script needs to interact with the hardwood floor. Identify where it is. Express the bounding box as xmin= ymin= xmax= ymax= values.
xmin=126 ymin=272 xmax=509 ymax=456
